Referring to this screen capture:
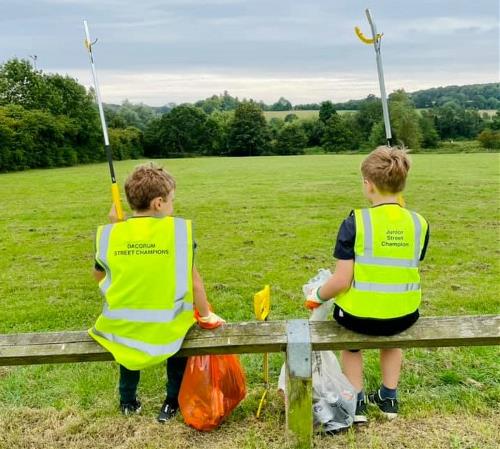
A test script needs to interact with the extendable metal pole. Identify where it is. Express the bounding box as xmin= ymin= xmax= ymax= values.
xmin=84 ymin=20 xmax=124 ymax=220
xmin=364 ymin=9 xmax=392 ymax=145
